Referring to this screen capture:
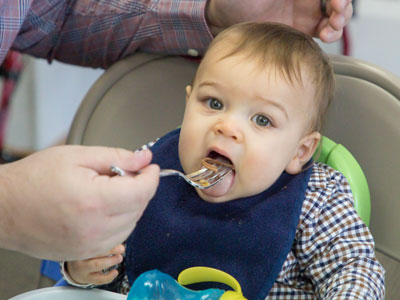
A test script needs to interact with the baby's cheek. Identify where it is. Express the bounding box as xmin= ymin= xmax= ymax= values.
xmin=240 ymin=158 xmax=267 ymax=185
xmin=242 ymin=156 xmax=281 ymax=187
xmin=243 ymin=154 xmax=269 ymax=175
